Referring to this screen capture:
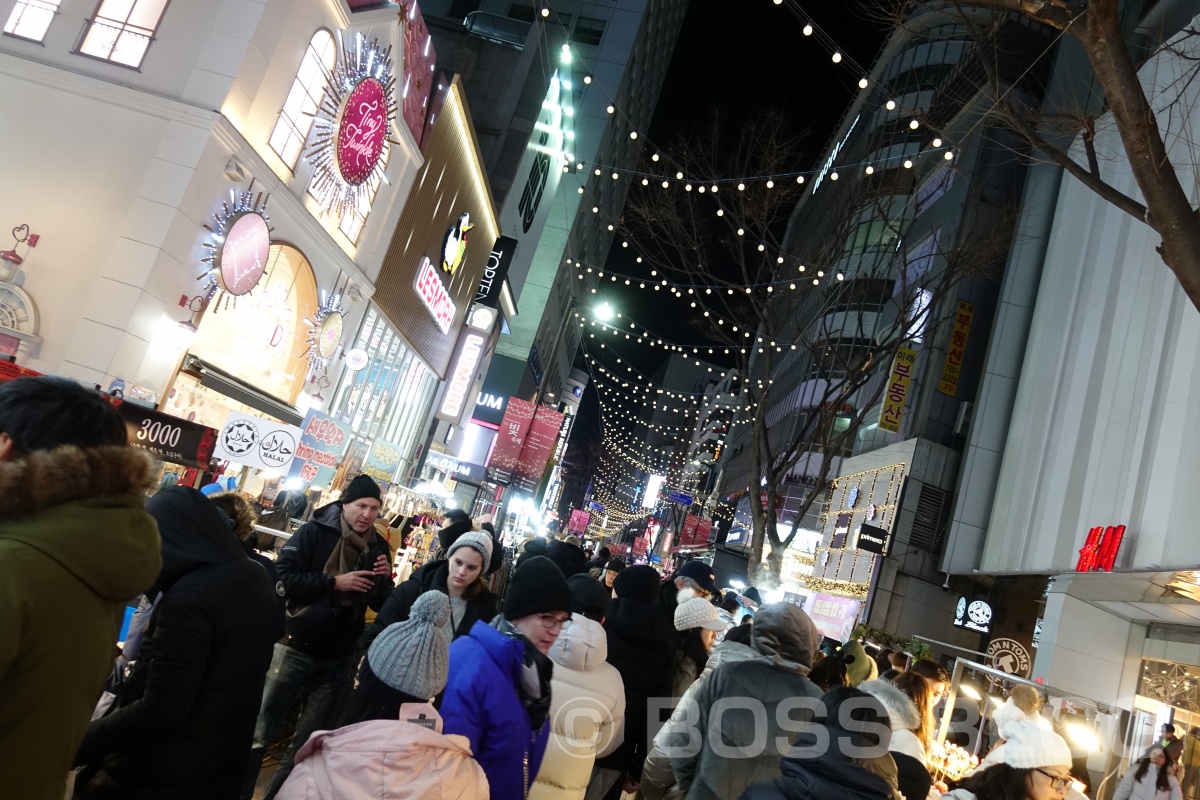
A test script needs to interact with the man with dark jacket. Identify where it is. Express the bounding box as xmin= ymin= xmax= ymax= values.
xmin=74 ymin=486 xmax=276 ymax=799
xmin=0 ymin=377 xmax=162 ymax=800
xmin=548 ymin=534 xmax=589 ymax=577
xmin=244 ymin=474 xmax=393 ymax=799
